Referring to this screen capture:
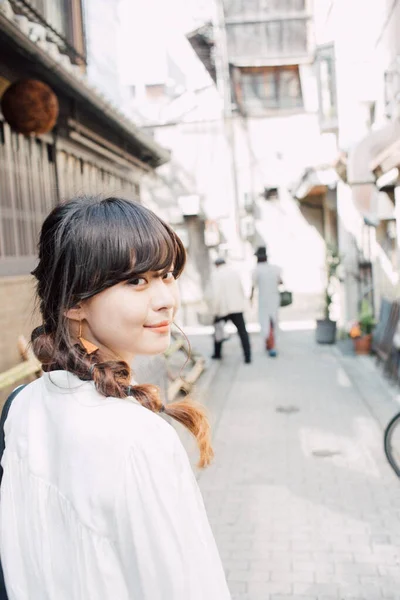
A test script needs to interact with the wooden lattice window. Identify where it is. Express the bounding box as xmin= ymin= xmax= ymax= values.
xmin=0 ymin=120 xmax=57 ymax=276
xmin=227 ymin=17 xmax=309 ymax=60
xmin=234 ymin=65 xmax=303 ymax=115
